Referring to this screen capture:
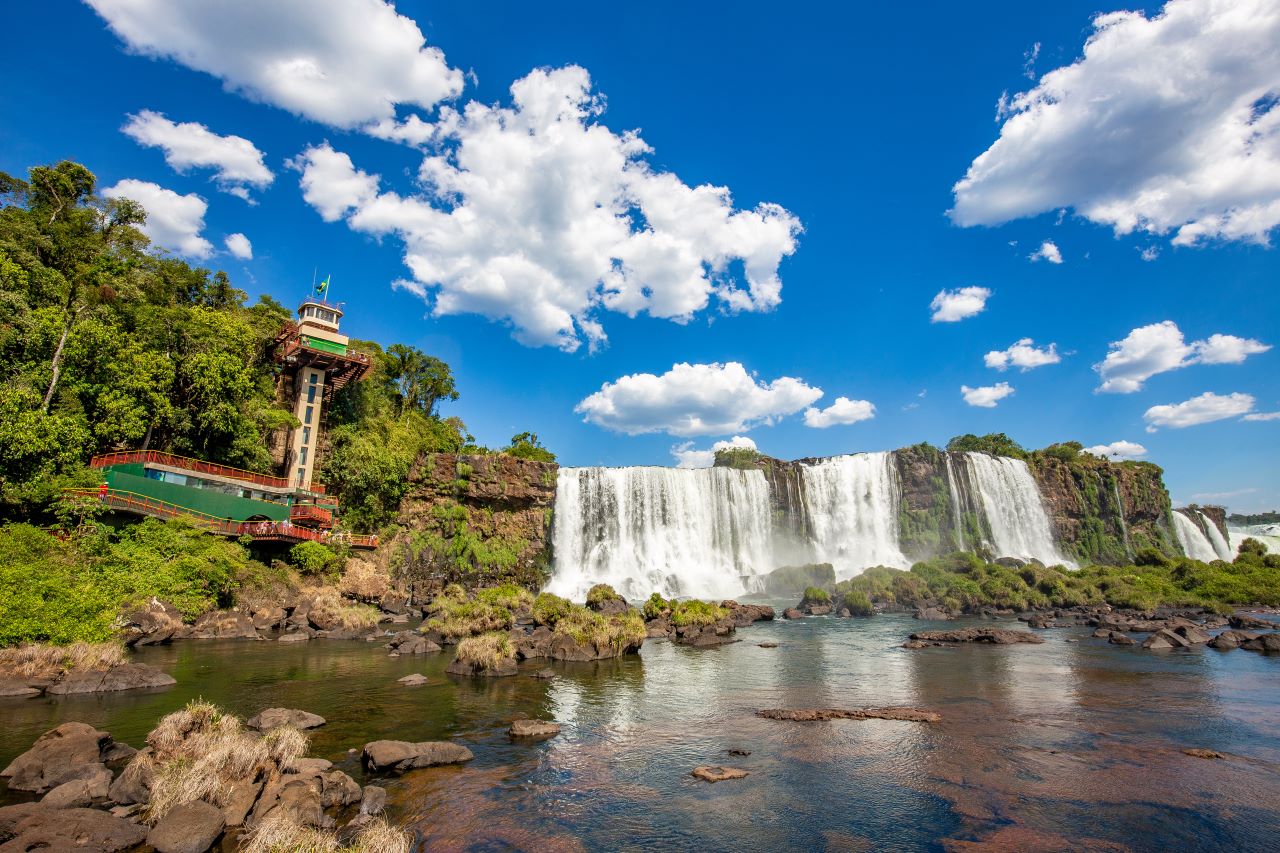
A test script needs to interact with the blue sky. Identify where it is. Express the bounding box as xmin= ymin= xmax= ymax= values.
xmin=2 ymin=1 xmax=1277 ymax=512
